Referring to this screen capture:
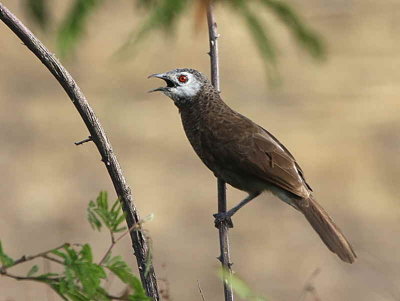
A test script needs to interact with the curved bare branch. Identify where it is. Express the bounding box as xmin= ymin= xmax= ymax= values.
xmin=0 ymin=3 xmax=159 ymax=300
